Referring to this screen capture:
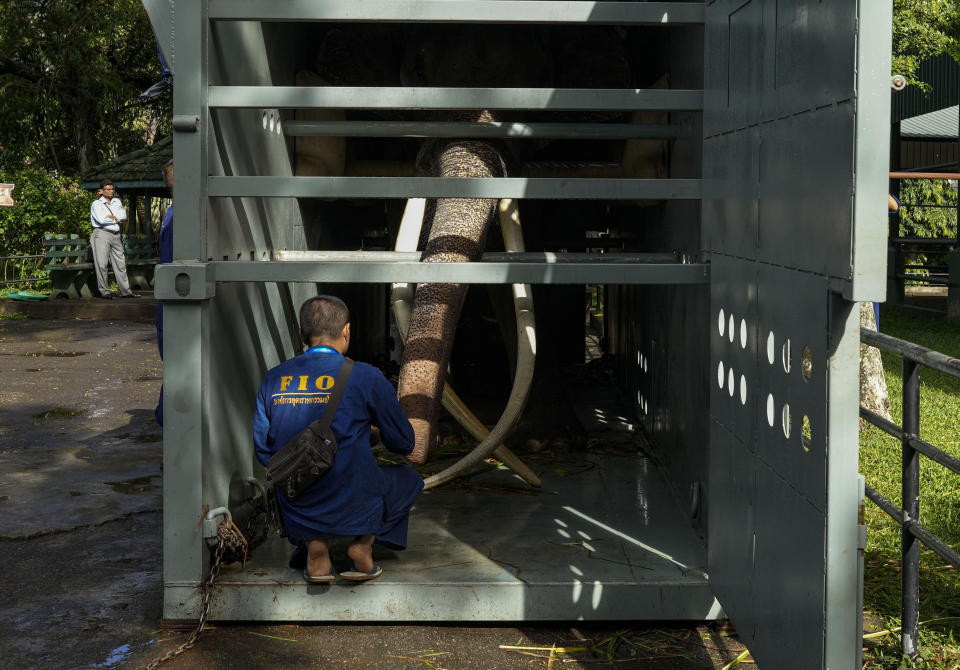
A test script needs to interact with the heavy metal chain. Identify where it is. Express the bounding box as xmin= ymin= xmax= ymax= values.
xmin=140 ymin=518 xmax=247 ymax=670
